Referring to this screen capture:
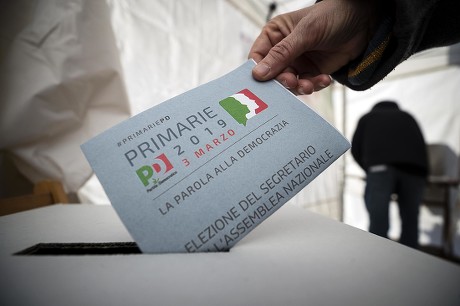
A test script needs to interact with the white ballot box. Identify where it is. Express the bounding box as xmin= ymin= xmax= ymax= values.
xmin=1 ymin=204 xmax=459 ymax=306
